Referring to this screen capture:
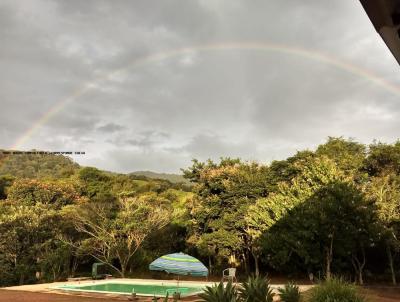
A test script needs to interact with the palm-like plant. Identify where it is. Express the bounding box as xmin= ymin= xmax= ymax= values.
xmin=278 ymin=282 xmax=301 ymax=302
xmin=162 ymin=292 xmax=169 ymax=302
xmin=238 ymin=275 xmax=274 ymax=302
xmin=198 ymin=281 xmax=238 ymax=302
